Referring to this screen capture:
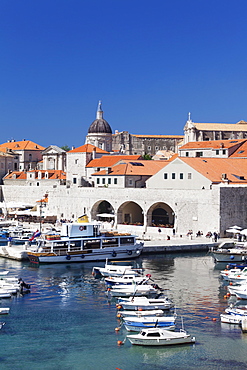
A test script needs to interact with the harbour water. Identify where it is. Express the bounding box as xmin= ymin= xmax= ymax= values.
xmin=0 ymin=252 xmax=247 ymax=370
